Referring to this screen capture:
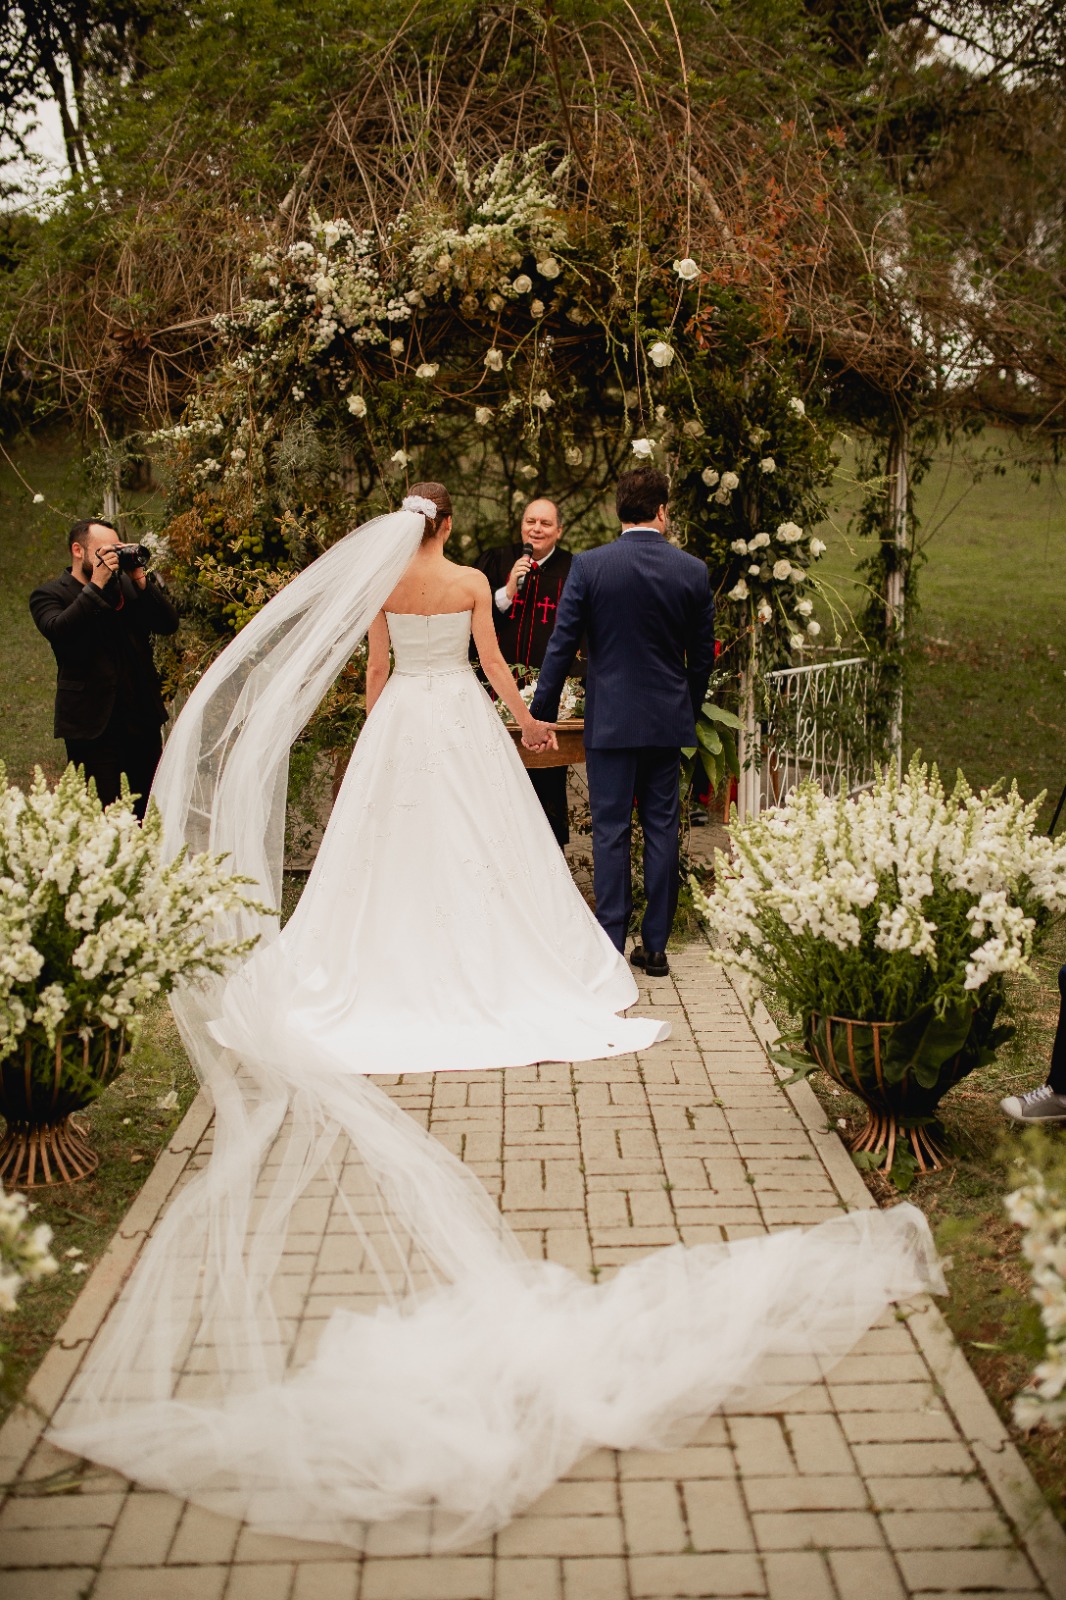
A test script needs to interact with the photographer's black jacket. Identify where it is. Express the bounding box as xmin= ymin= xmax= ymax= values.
xmin=29 ymin=569 xmax=179 ymax=741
